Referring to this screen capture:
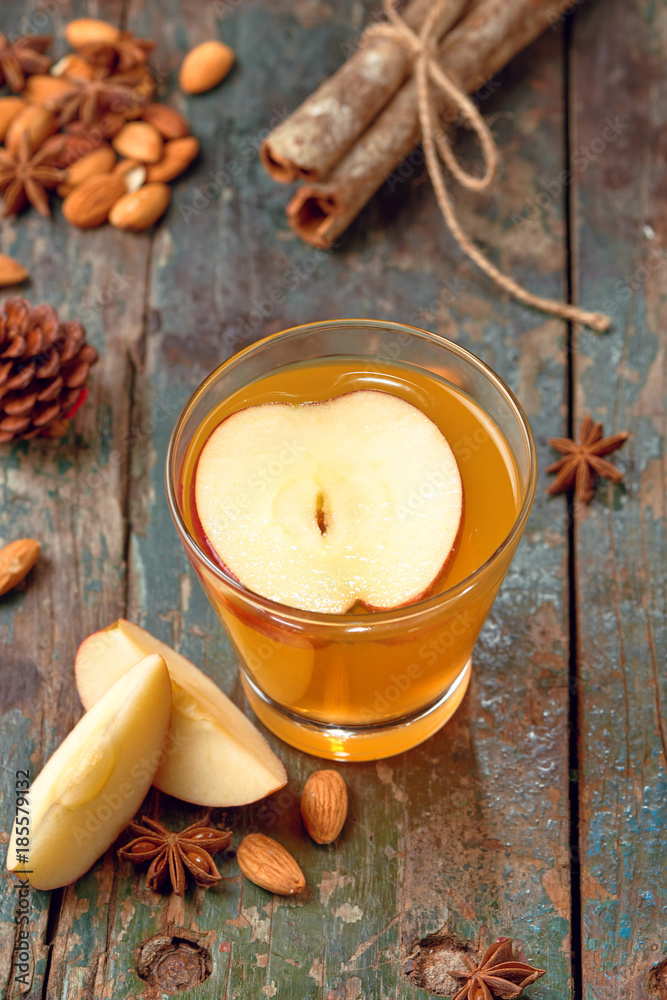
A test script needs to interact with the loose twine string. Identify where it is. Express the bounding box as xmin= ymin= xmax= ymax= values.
xmin=364 ymin=0 xmax=610 ymax=332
